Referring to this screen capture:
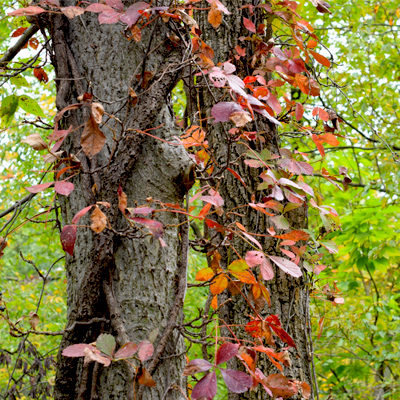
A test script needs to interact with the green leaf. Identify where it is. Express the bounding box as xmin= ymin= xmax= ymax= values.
xmin=0 ymin=94 xmax=19 ymax=124
xmin=10 ymin=75 xmax=30 ymax=87
xmin=227 ymin=259 xmax=249 ymax=272
xmin=18 ymin=95 xmax=45 ymax=117
xmin=96 ymin=333 xmax=116 ymax=357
